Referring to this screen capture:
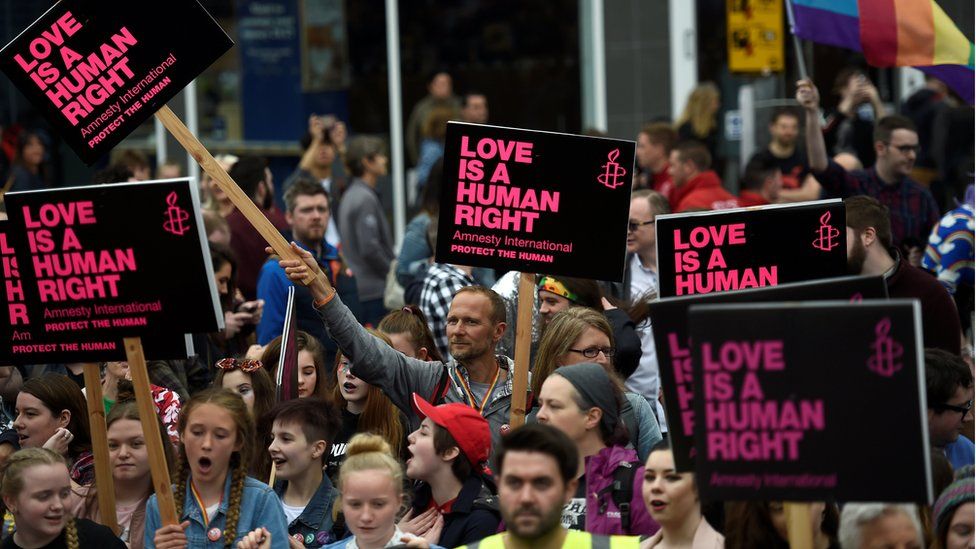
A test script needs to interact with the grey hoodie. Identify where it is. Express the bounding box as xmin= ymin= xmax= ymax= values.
xmin=316 ymin=294 xmax=525 ymax=460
